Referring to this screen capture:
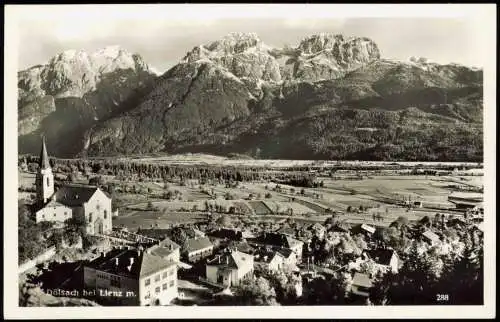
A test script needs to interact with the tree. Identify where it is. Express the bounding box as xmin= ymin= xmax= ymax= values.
xmin=216 ymin=215 xmax=232 ymax=228
xmin=265 ymin=193 xmax=272 ymax=199
xmin=231 ymin=277 xmax=279 ymax=306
